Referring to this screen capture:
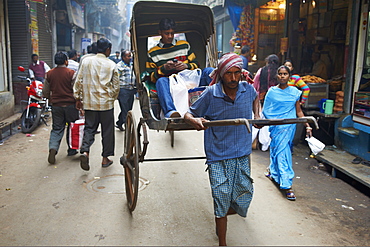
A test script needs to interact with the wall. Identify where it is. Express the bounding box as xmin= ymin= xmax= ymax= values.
xmin=214 ymin=6 xmax=233 ymax=55
xmin=0 ymin=0 xmax=14 ymax=120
